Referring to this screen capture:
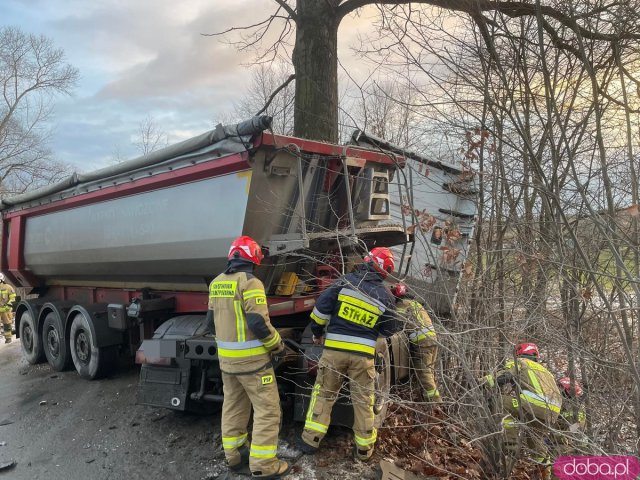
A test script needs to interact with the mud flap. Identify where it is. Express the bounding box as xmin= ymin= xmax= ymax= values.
xmin=137 ymin=364 xmax=190 ymax=411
